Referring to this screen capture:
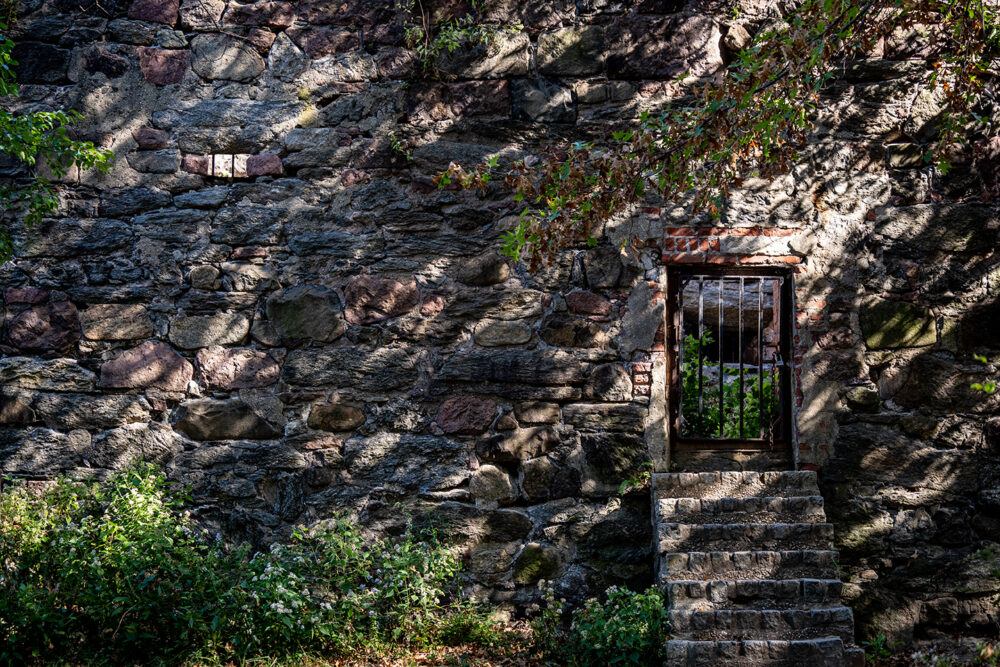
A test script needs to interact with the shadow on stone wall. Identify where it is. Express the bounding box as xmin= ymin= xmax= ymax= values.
xmin=0 ymin=0 xmax=696 ymax=615
xmin=3 ymin=0 xmax=1000 ymax=642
